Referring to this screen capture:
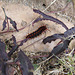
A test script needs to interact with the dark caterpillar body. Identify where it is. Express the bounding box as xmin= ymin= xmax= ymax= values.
xmin=26 ymin=26 xmax=47 ymax=39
